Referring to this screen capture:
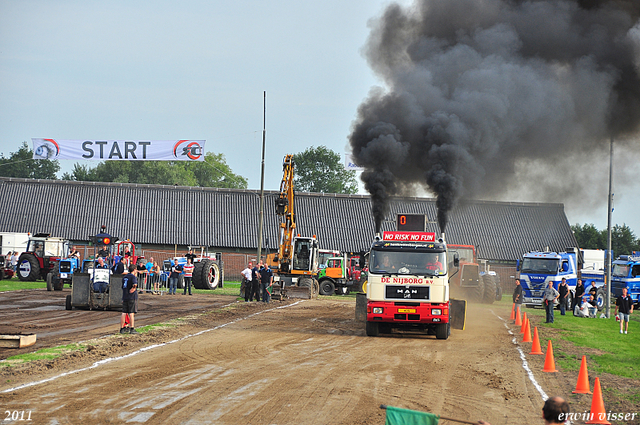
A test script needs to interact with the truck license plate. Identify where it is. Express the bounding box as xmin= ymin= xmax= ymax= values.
xmin=60 ymin=273 xmax=68 ymax=278
xmin=397 ymin=308 xmax=416 ymax=313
